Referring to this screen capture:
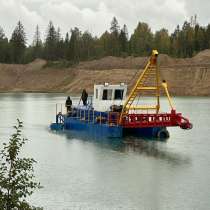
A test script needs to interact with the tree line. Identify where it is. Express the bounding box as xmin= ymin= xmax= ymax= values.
xmin=0 ymin=16 xmax=210 ymax=64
